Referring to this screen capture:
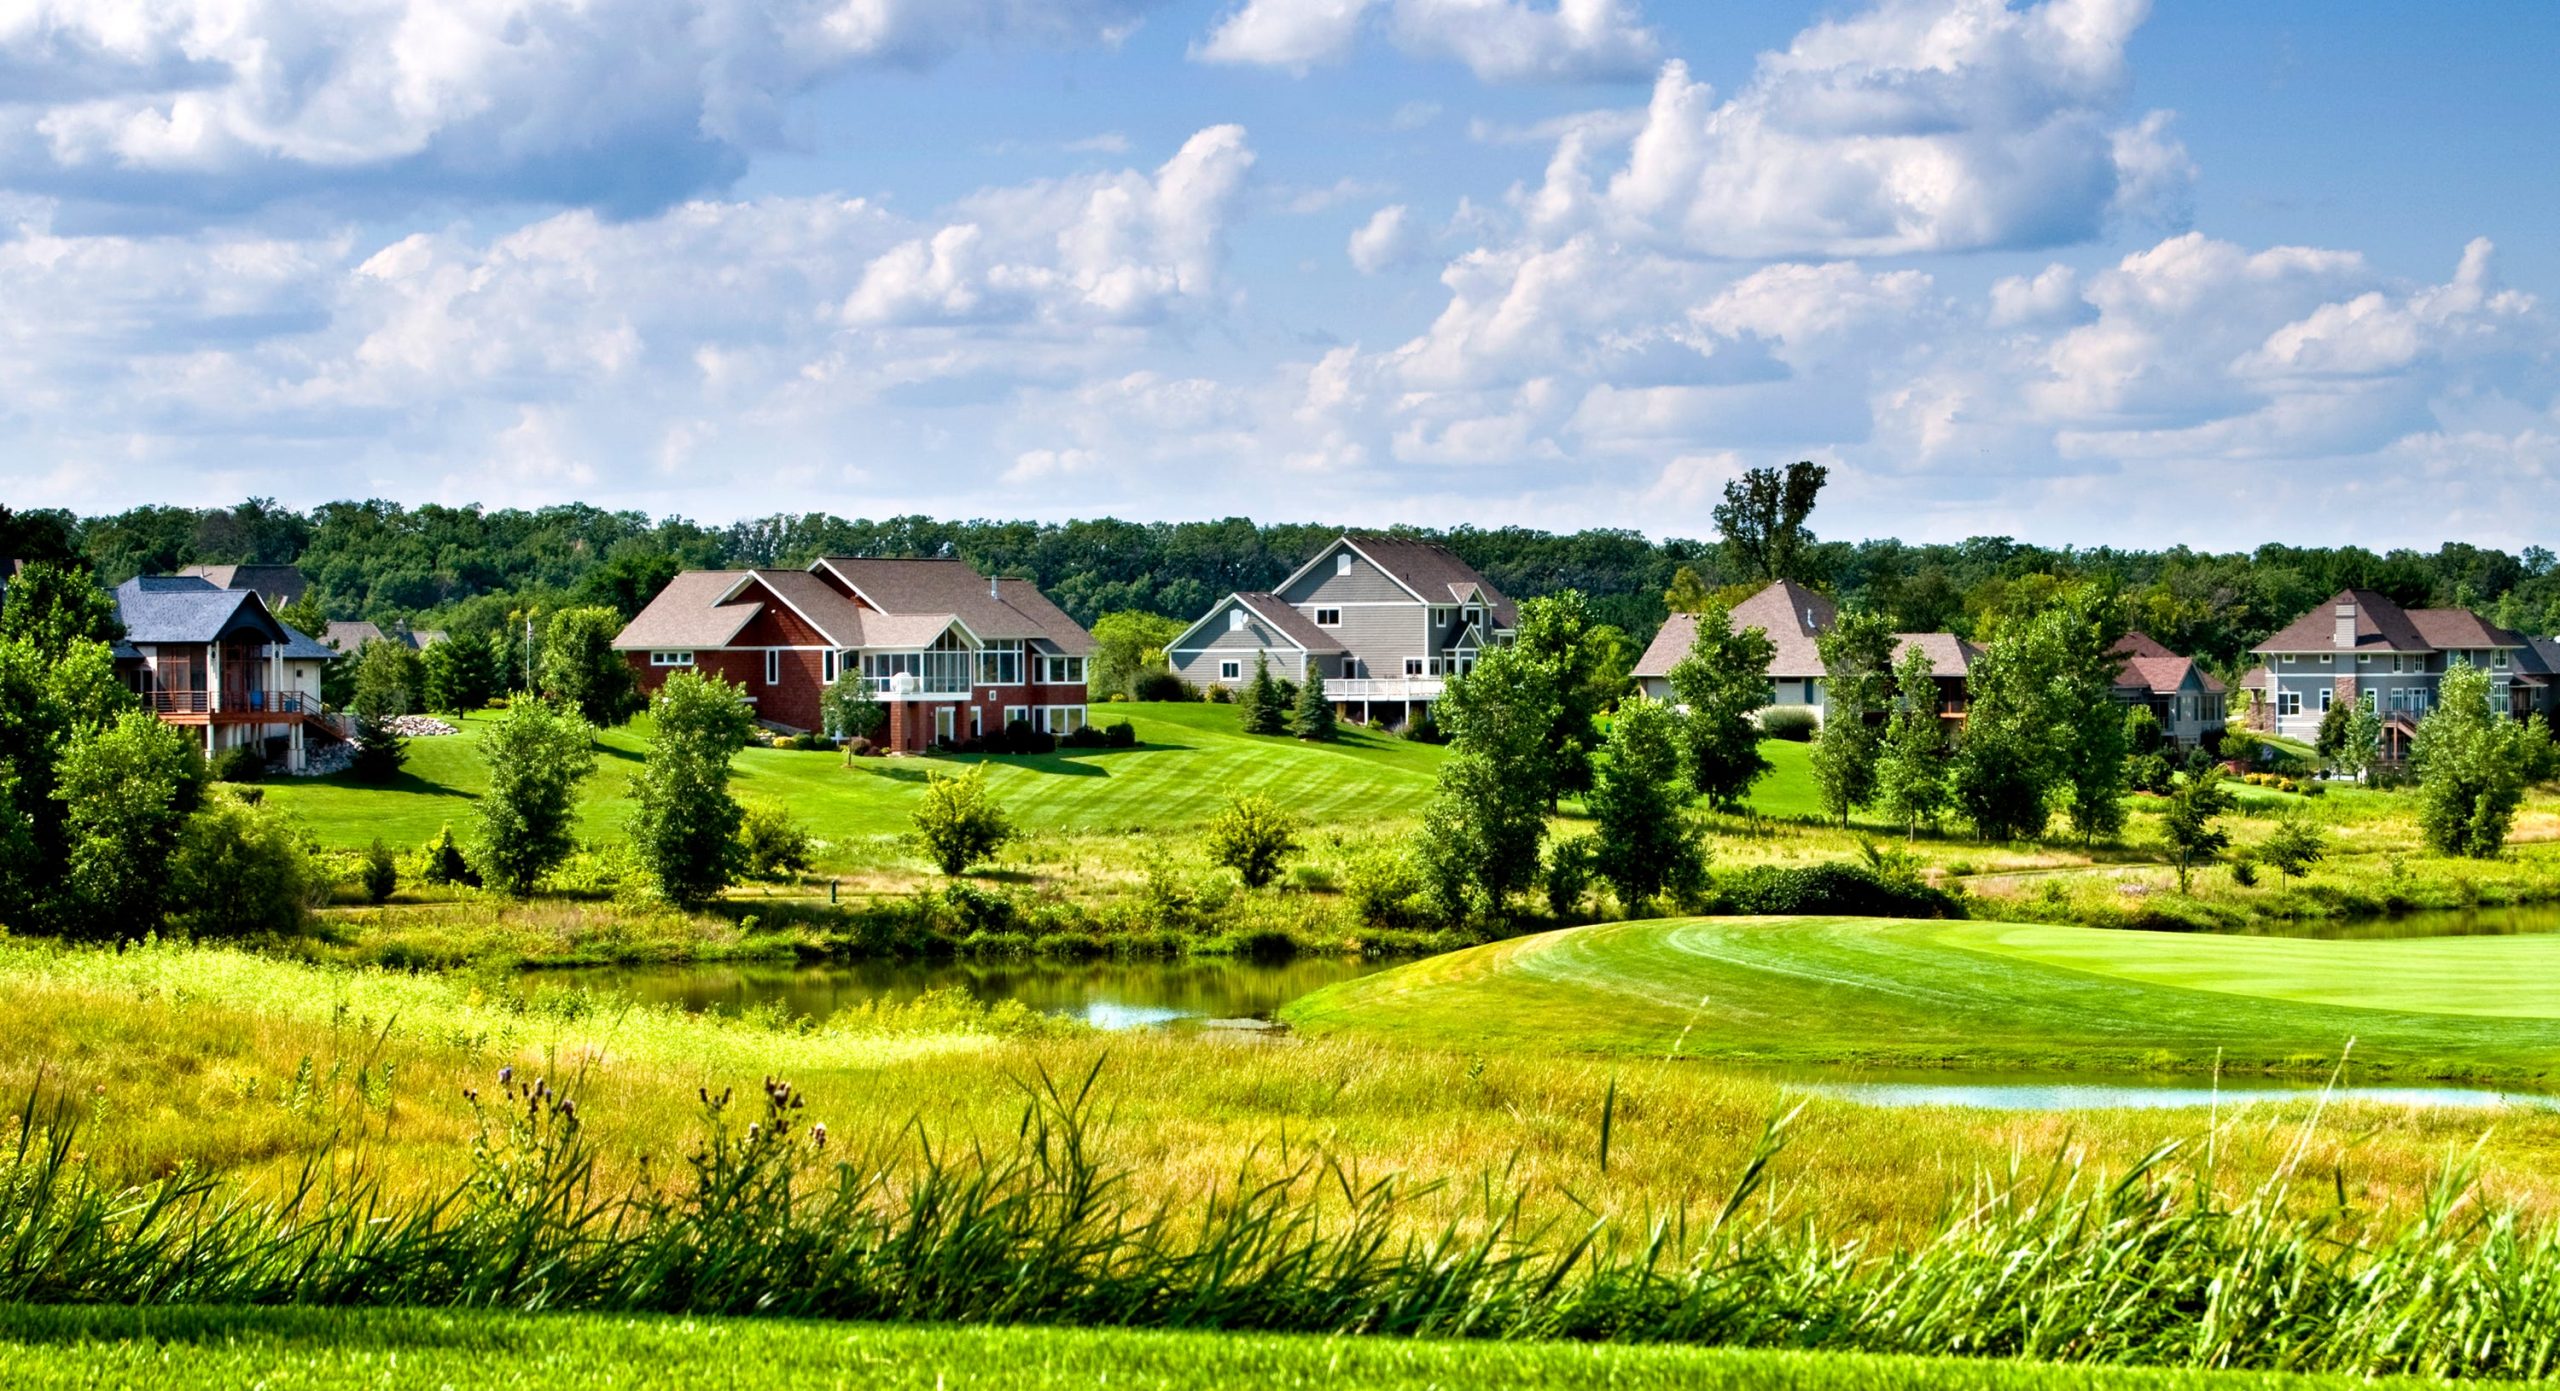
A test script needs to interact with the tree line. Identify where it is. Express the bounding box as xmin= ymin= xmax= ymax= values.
xmin=12 ymin=497 xmax=2560 ymax=674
